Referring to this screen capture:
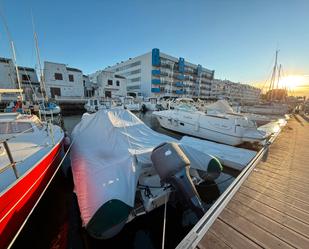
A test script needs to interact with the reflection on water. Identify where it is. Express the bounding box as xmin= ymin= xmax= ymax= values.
xmin=12 ymin=111 xmax=237 ymax=249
